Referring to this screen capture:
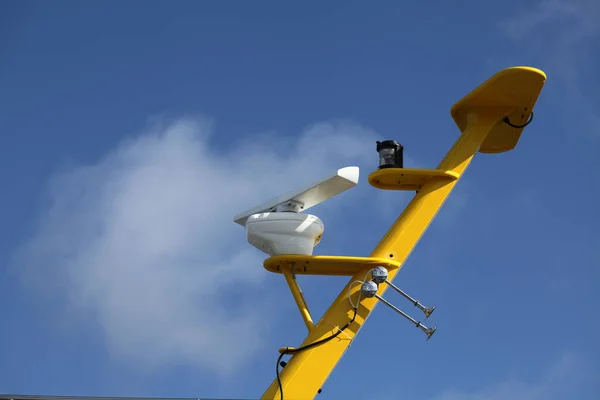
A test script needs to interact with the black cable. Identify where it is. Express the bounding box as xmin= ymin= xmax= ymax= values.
xmin=502 ymin=112 xmax=534 ymax=129
xmin=275 ymin=352 xmax=286 ymax=399
xmin=275 ymin=307 xmax=358 ymax=400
